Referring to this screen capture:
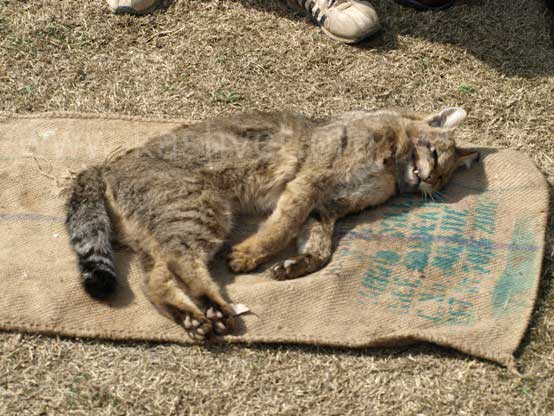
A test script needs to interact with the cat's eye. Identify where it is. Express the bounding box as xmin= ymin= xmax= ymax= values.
xmin=431 ymin=148 xmax=438 ymax=166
